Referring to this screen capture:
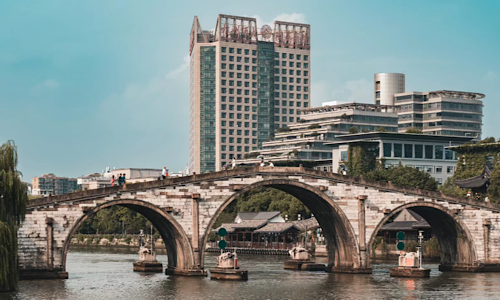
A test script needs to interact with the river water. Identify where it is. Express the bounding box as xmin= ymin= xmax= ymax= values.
xmin=2 ymin=246 xmax=500 ymax=300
